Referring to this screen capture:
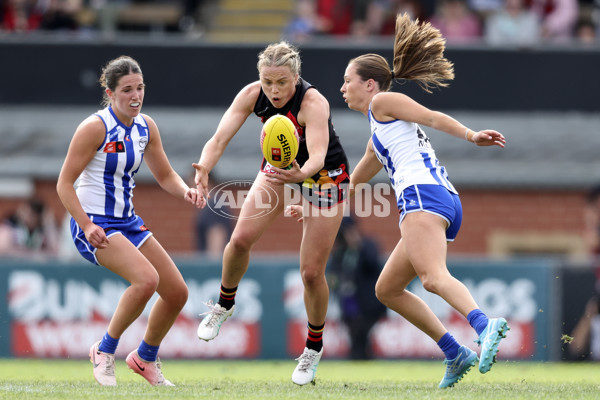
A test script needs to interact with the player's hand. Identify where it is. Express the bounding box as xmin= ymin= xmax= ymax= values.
xmin=265 ymin=160 xmax=303 ymax=185
xmin=285 ymin=204 xmax=304 ymax=222
xmin=192 ymin=162 xmax=210 ymax=202
xmin=472 ymin=130 xmax=506 ymax=148
xmin=84 ymin=223 xmax=110 ymax=249
xmin=185 ymin=187 xmax=205 ymax=208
